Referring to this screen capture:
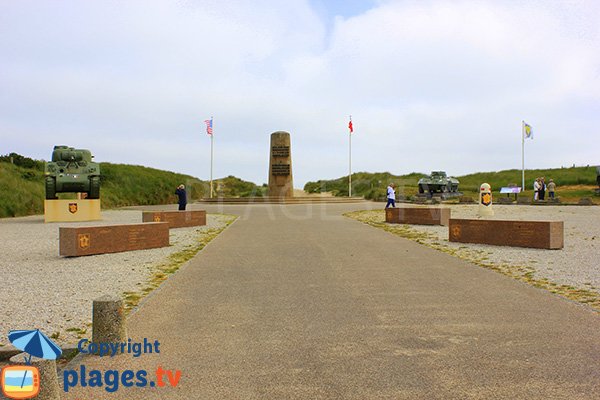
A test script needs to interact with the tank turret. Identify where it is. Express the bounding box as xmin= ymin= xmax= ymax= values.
xmin=44 ymin=145 xmax=100 ymax=199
